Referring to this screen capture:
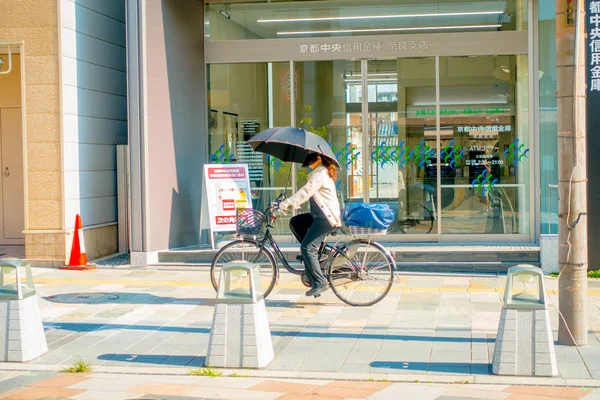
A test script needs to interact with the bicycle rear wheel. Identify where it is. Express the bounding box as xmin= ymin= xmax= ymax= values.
xmin=328 ymin=239 xmax=394 ymax=307
xmin=210 ymin=239 xmax=278 ymax=299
